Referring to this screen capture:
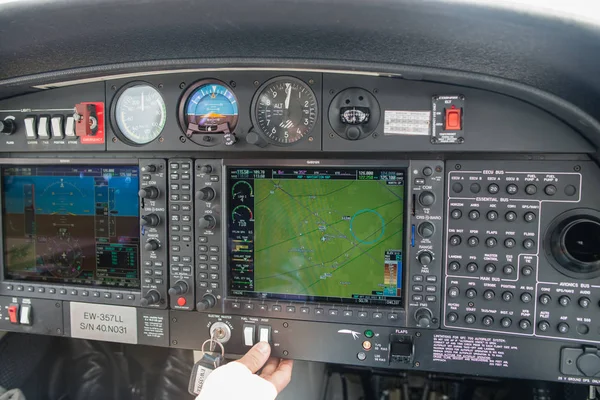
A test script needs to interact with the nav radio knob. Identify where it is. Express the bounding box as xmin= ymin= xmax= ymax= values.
xmin=199 ymin=215 xmax=217 ymax=230
xmin=196 ymin=187 xmax=216 ymax=202
xmin=168 ymin=281 xmax=189 ymax=296
xmin=418 ymin=191 xmax=436 ymax=207
xmin=0 ymin=119 xmax=16 ymax=135
xmin=415 ymin=308 xmax=433 ymax=328
xmin=139 ymin=186 xmax=160 ymax=199
xmin=140 ymin=290 xmax=161 ymax=306
xmin=141 ymin=214 xmax=160 ymax=227
xmin=144 ymin=239 xmax=160 ymax=251
xmin=418 ymin=222 xmax=435 ymax=238
xmin=197 ymin=293 xmax=217 ymax=311
xmin=418 ymin=251 xmax=433 ymax=266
